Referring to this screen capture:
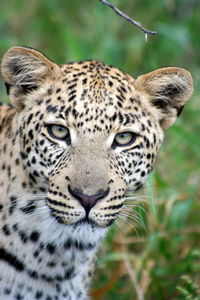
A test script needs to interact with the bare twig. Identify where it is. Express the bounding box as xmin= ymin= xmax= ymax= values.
xmin=99 ymin=0 xmax=157 ymax=36
xmin=123 ymin=258 xmax=145 ymax=300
